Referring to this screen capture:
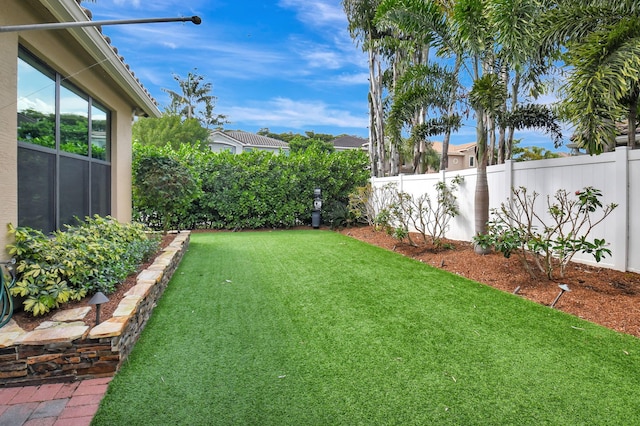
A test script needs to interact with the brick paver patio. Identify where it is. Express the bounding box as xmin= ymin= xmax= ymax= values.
xmin=0 ymin=377 xmax=110 ymax=426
